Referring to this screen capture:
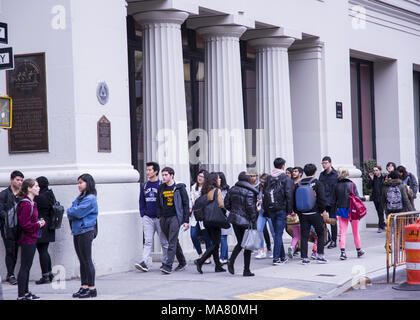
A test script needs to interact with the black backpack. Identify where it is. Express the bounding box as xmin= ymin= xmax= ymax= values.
xmin=192 ymin=193 xmax=210 ymax=221
xmin=48 ymin=190 xmax=64 ymax=230
xmin=4 ymin=198 xmax=33 ymax=241
xmin=263 ymin=175 xmax=284 ymax=212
